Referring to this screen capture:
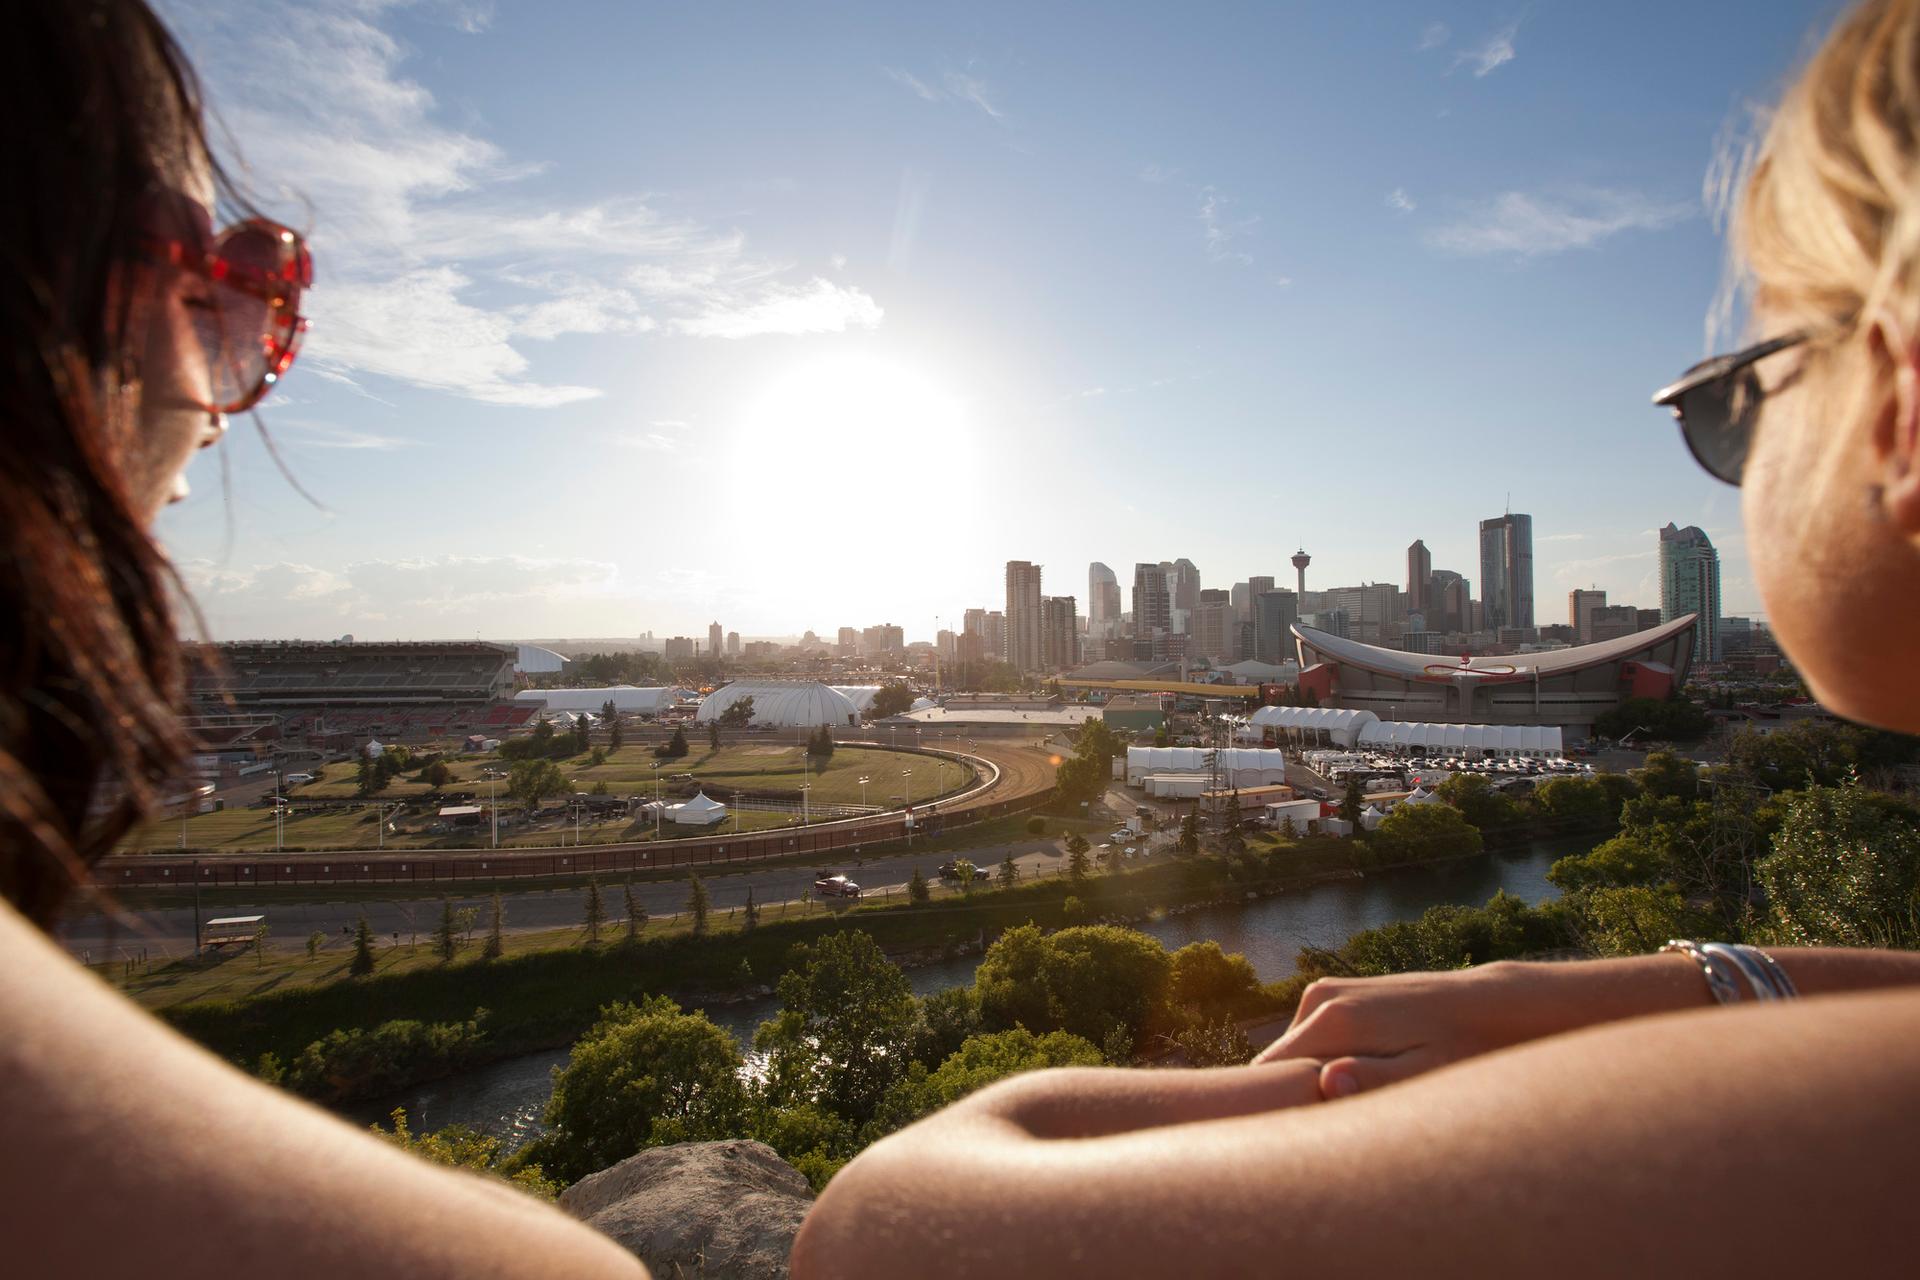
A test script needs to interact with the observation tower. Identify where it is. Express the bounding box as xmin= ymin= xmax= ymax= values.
xmin=1291 ymin=547 xmax=1311 ymax=596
